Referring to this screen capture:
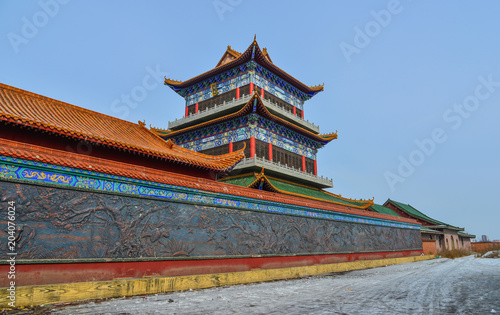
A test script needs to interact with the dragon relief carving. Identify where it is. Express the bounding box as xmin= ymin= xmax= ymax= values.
xmin=0 ymin=181 xmax=421 ymax=260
